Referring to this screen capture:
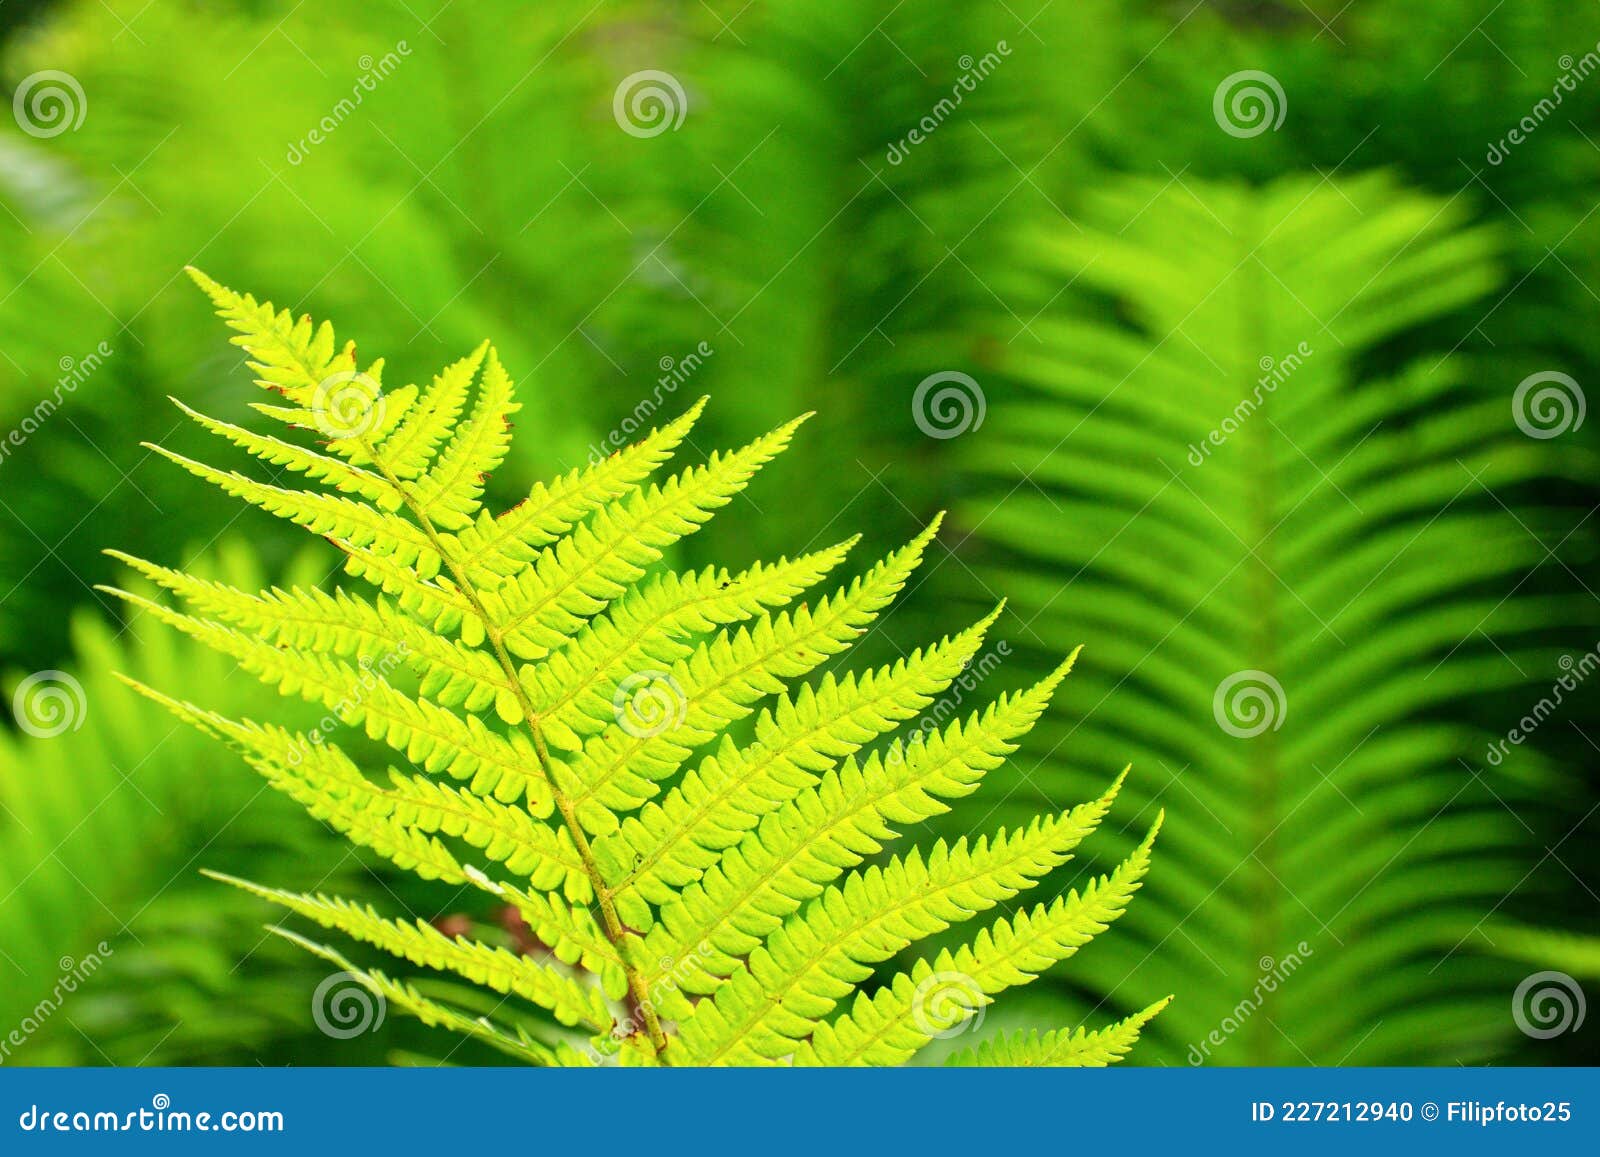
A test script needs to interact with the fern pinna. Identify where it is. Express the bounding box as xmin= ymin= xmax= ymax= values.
xmin=102 ymin=269 xmax=1163 ymax=1067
